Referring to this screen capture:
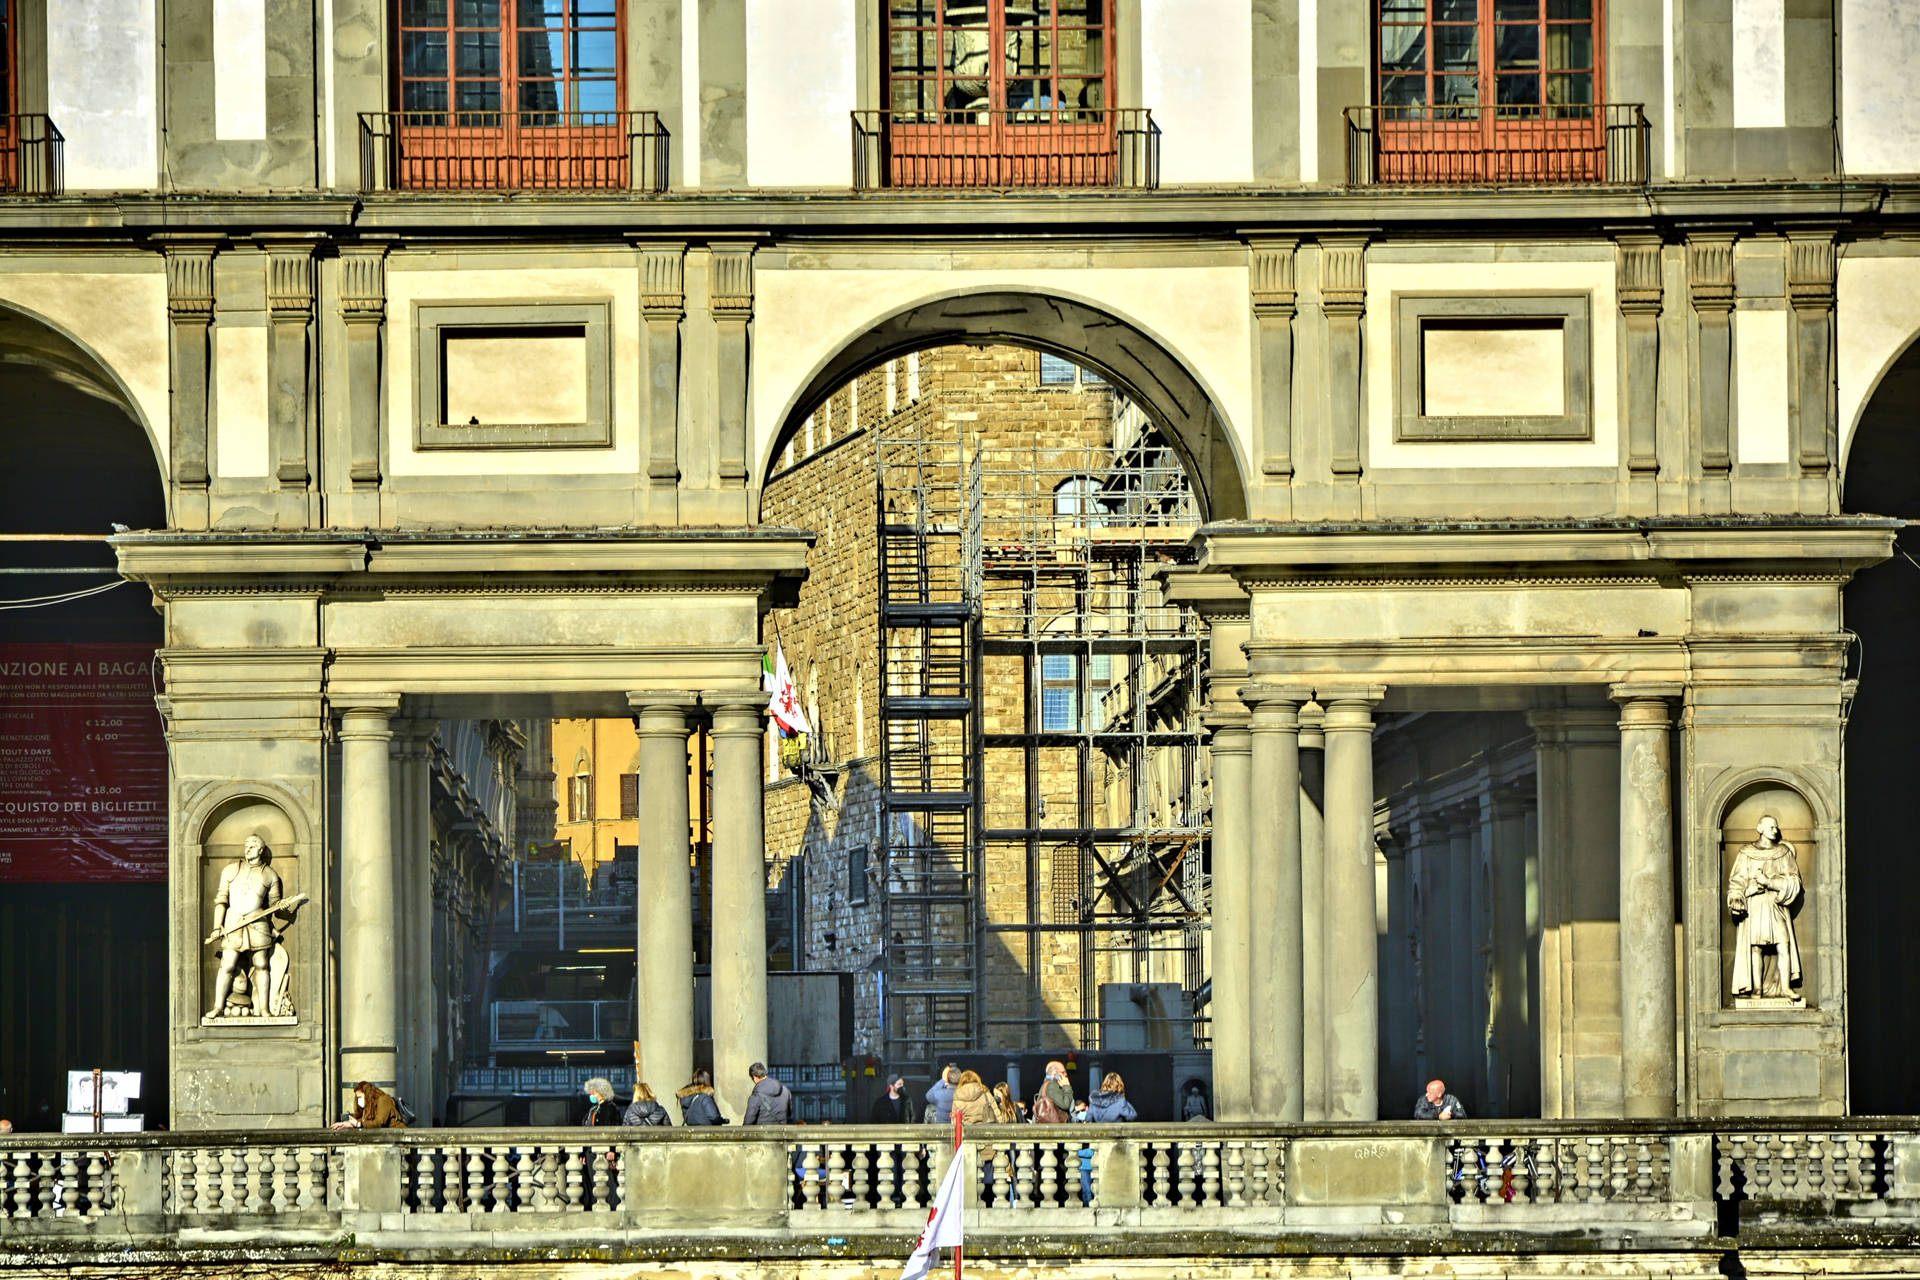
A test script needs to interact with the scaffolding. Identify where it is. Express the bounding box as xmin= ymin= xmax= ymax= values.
xmin=876 ymin=388 xmax=1208 ymax=1069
